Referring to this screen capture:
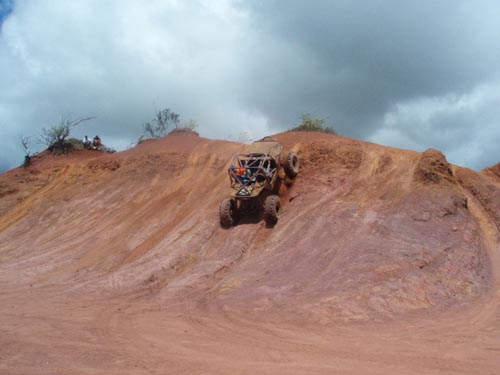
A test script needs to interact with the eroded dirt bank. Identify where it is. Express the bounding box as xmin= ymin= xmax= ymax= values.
xmin=1 ymin=131 xmax=499 ymax=374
